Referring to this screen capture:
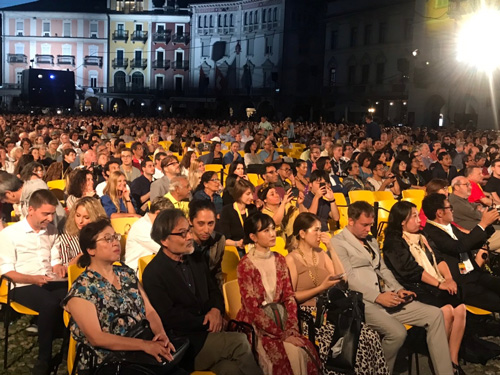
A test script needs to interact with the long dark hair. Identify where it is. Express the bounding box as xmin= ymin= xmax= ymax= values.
xmin=384 ymin=201 xmax=416 ymax=239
